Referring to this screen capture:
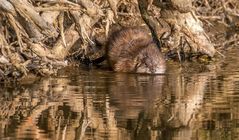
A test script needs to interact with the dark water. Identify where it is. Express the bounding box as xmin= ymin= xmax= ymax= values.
xmin=1 ymin=48 xmax=239 ymax=140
